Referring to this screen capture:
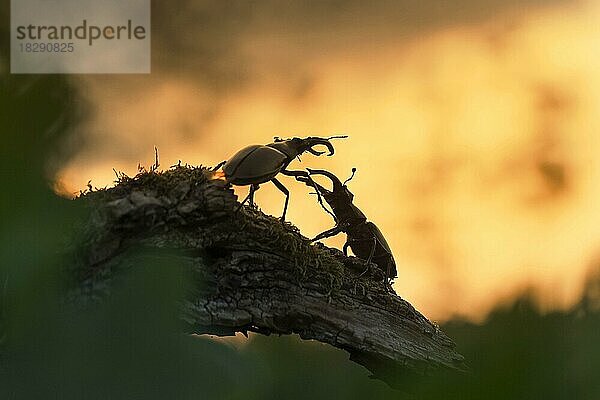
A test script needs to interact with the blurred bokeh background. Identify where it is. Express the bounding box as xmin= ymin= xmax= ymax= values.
xmin=53 ymin=0 xmax=600 ymax=321
xmin=2 ymin=1 xmax=600 ymax=398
